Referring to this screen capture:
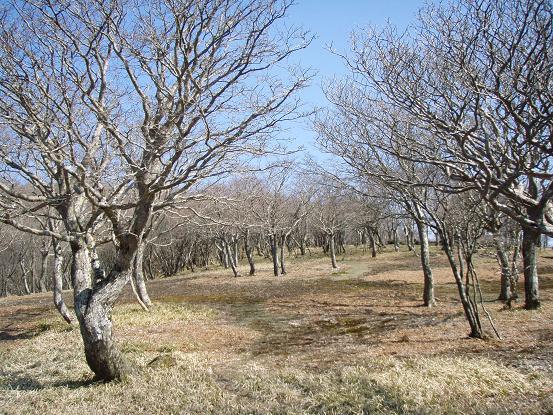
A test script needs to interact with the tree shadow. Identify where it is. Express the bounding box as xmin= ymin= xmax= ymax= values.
xmin=1 ymin=375 xmax=97 ymax=391
xmin=0 ymin=330 xmax=38 ymax=341
xmin=1 ymin=376 xmax=43 ymax=391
